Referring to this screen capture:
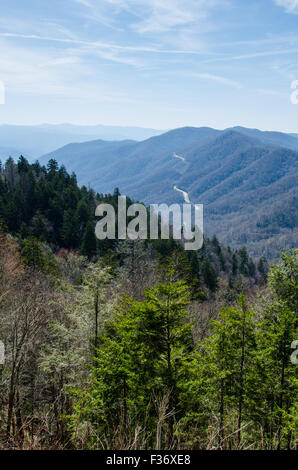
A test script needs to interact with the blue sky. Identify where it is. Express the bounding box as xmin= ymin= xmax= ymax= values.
xmin=0 ymin=0 xmax=298 ymax=131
